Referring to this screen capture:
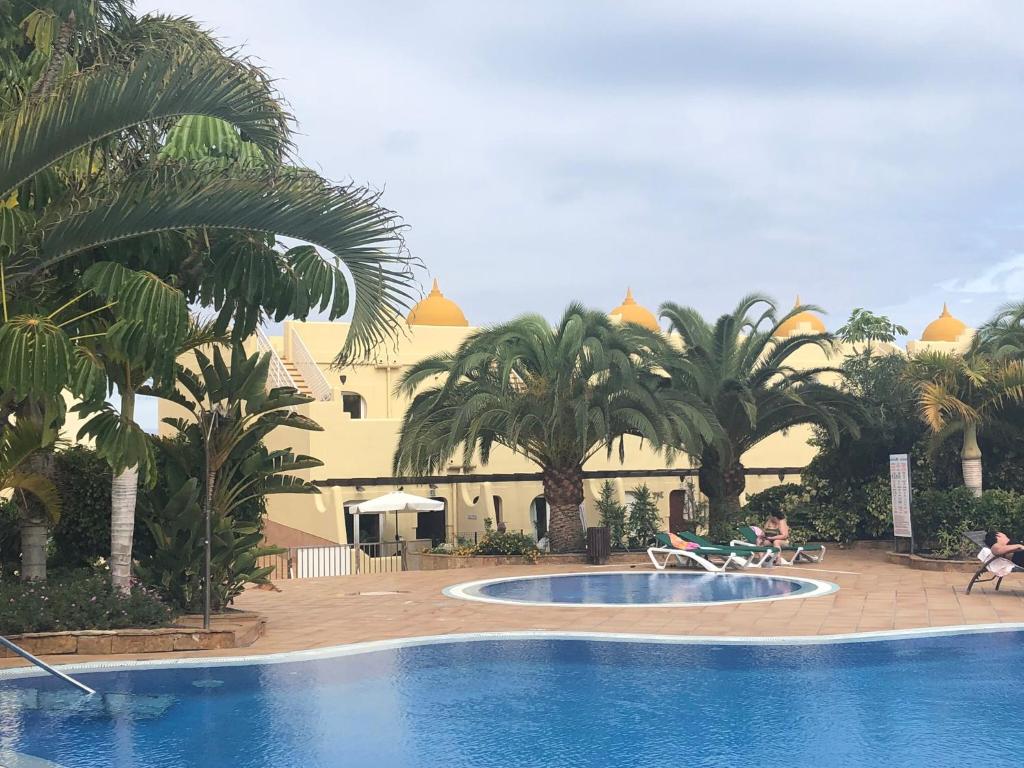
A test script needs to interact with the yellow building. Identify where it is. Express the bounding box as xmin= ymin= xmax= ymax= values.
xmin=158 ymin=288 xmax=973 ymax=549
